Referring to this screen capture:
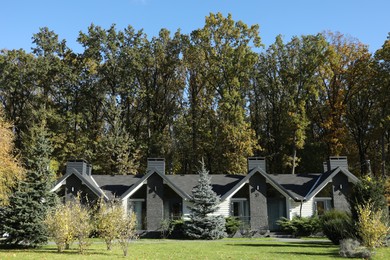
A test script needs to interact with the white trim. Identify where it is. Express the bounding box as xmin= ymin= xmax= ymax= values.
xmin=231 ymin=197 xmax=248 ymax=201
xmin=121 ymin=181 xmax=146 ymax=201
xmin=224 ymin=181 xmax=247 ymax=201
xmin=50 ymin=180 xmax=65 ymax=192
xmin=128 ymin=198 xmax=146 ymax=202
xmin=310 ymin=181 xmax=332 ymax=199
xmin=305 ymin=174 xmax=323 ymax=198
